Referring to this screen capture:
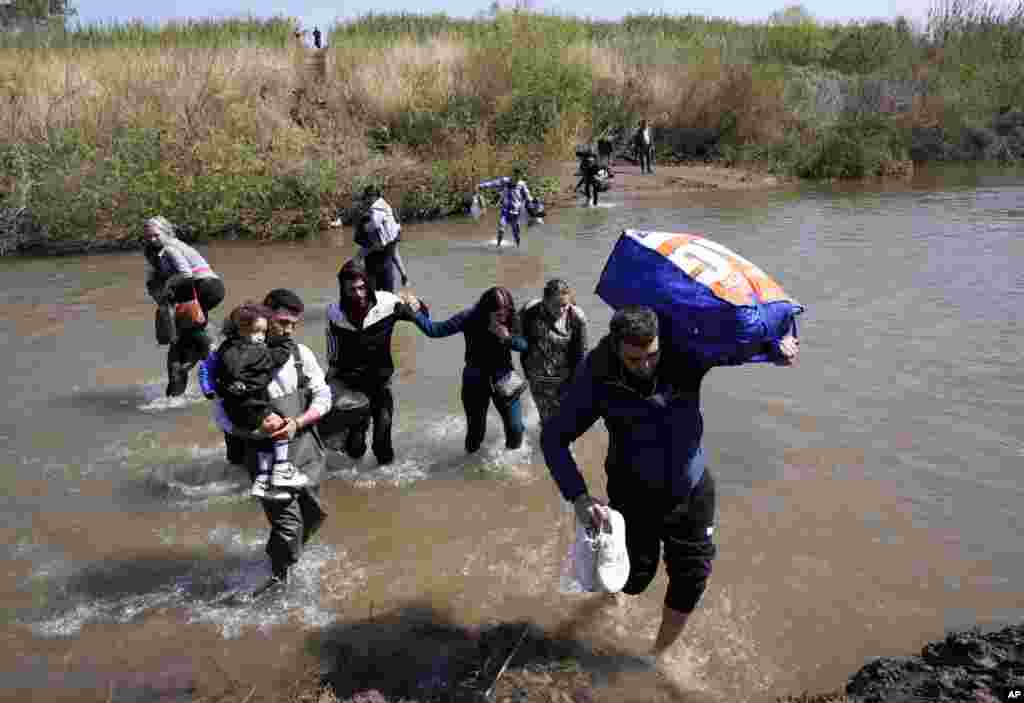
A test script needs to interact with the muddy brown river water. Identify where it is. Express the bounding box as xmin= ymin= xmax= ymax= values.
xmin=1 ymin=164 xmax=1022 ymax=702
